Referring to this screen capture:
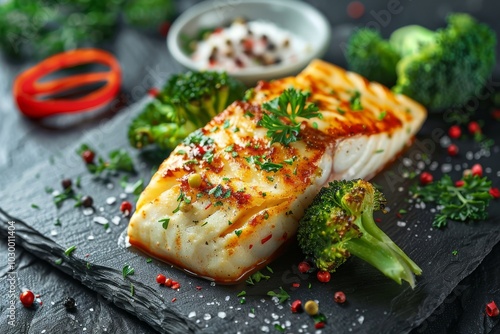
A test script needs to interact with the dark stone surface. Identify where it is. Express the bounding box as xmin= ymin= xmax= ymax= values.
xmin=1 ymin=1 xmax=500 ymax=334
